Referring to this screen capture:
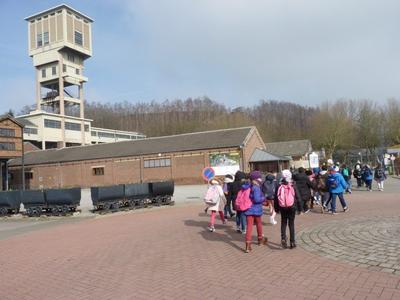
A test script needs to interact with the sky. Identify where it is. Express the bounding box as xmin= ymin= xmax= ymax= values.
xmin=1 ymin=0 xmax=400 ymax=114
